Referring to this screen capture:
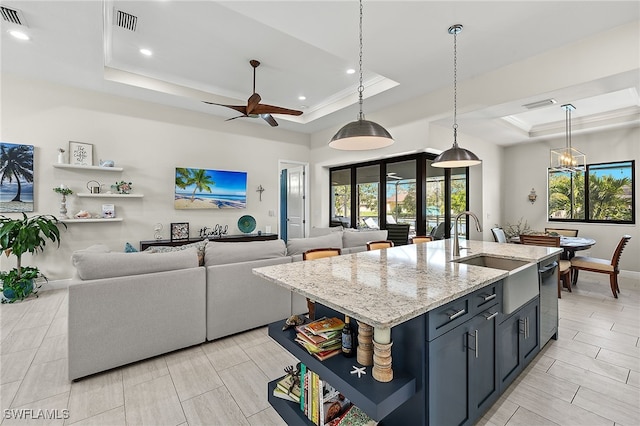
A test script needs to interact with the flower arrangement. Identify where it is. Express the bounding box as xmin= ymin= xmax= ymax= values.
xmin=503 ymin=217 xmax=533 ymax=238
xmin=52 ymin=186 xmax=73 ymax=196
xmin=58 ymin=148 xmax=65 ymax=153
xmin=115 ymin=181 xmax=132 ymax=194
